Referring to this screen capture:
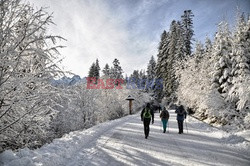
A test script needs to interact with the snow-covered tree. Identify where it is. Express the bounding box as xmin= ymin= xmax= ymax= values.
xmin=110 ymin=58 xmax=123 ymax=79
xmin=211 ymin=21 xmax=232 ymax=98
xmin=156 ymin=30 xmax=169 ymax=80
xmin=181 ymin=10 xmax=194 ymax=56
xmin=155 ymin=31 xmax=169 ymax=100
xmin=88 ymin=63 xmax=96 ymax=77
xmin=163 ymin=20 xmax=180 ymax=98
xmin=229 ymin=13 xmax=250 ymax=112
xmin=88 ymin=59 xmax=100 ymax=80
xmin=193 ymin=40 xmax=204 ymax=65
xmin=139 ymin=69 xmax=147 ymax=89
xmin=51 ymin=82 xmax=151 ymax=136
xmin=102 ymin=63 xmax=110 ymax=77
xmin=194 ymin=41 xmax=204 ymax=57
xmin=175 ymin=21 xmax=186 ymax=61
xmin=94 ymin=59 xmax=100 ymax=80
xmin=0 ymin=0 xmax=64 ymax=151
xmin=147 ymin=56 xmax=156 ymax=79
xmin=155 ymin=20 xmax=185 ymax=100
xmin=204 ymin=36 xmax=212 ymax=55
xmin=176 ymin=12 xmax=250 ymax=130
xmin=139 ymin=69 xmax=146 ymax=79
xmin=129 ymin=70 xmax=140 ymax=88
